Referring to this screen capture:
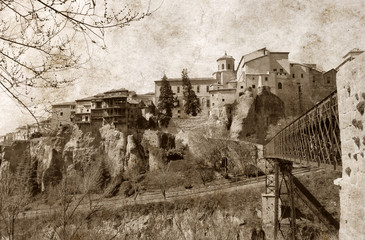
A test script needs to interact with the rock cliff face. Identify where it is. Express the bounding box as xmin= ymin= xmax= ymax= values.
xmin=99 ymin=125 xmax=126 ymax=176
xmin=230 ymin=87 xmax=285 ymax=143
xmin=230 ymin=89 xmax=255 ymax=139
xmin=0 ymin=124 xmax=178 ymax=191
xmin=141 ymin=130 xmax=175 ymax=171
